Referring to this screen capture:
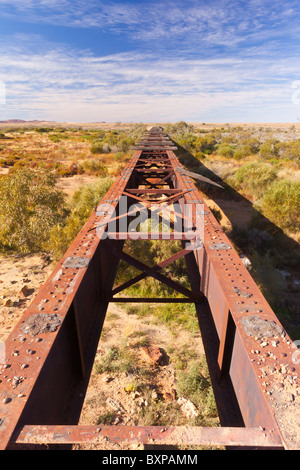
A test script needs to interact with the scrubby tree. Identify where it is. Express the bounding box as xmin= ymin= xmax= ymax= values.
xmin=0 ymin=168 xmax=66 ymax=252
xmin=49 ymin=177 xmax=113 ymax=259
xmin=194 ymin=134 xmax=217 ymax=154
xmin=259 ymin=139 xmax=280 ymax=160
xmin=232 ymin=162 xmax=278 ymax=199
xmin=257 ymin=180 xmax=300 ymax=231
xmin=217 ymin=143 xmax=235 ymax=158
